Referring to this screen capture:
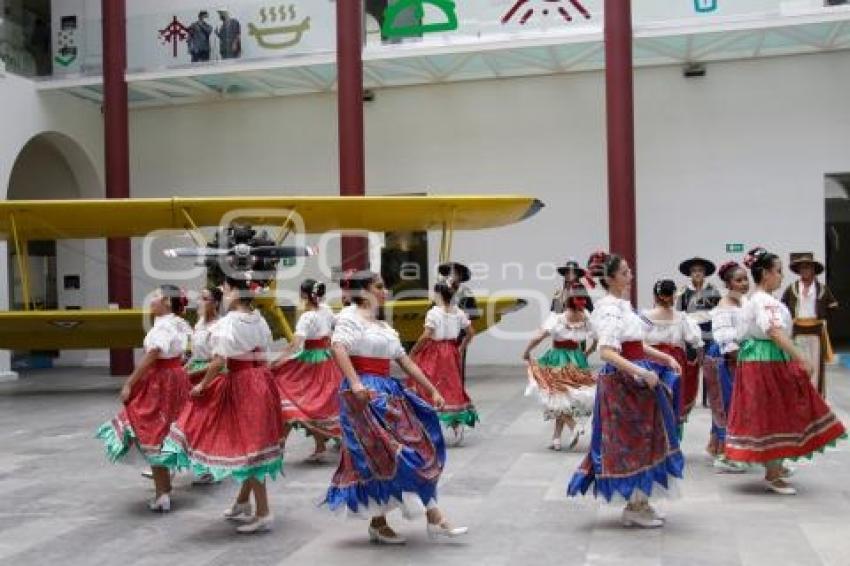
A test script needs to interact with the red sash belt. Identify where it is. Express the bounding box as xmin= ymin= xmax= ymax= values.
xmin=227 ymin=359 xmax=263 ymax=372
xmin=350 ymin=356 xmax=391 ymax=377
xmin=304 ymin=337 xmax=331 ymax=350
xmin=554 ymin=340 xmax=580 ymax=350
xmin=155 ymin=357 xmax=183 ymax=370
xmin=621 ymin=341 xmax=646 ymax=361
